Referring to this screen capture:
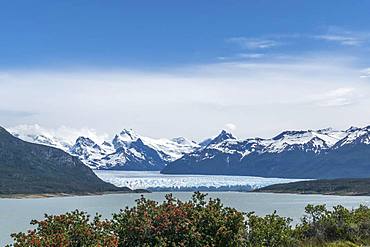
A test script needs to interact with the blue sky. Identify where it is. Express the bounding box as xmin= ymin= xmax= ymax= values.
xmin=1 ymin=0 xmax=370 ymax=68
xmin=1 ymin=1 xmax=370 ymax=140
